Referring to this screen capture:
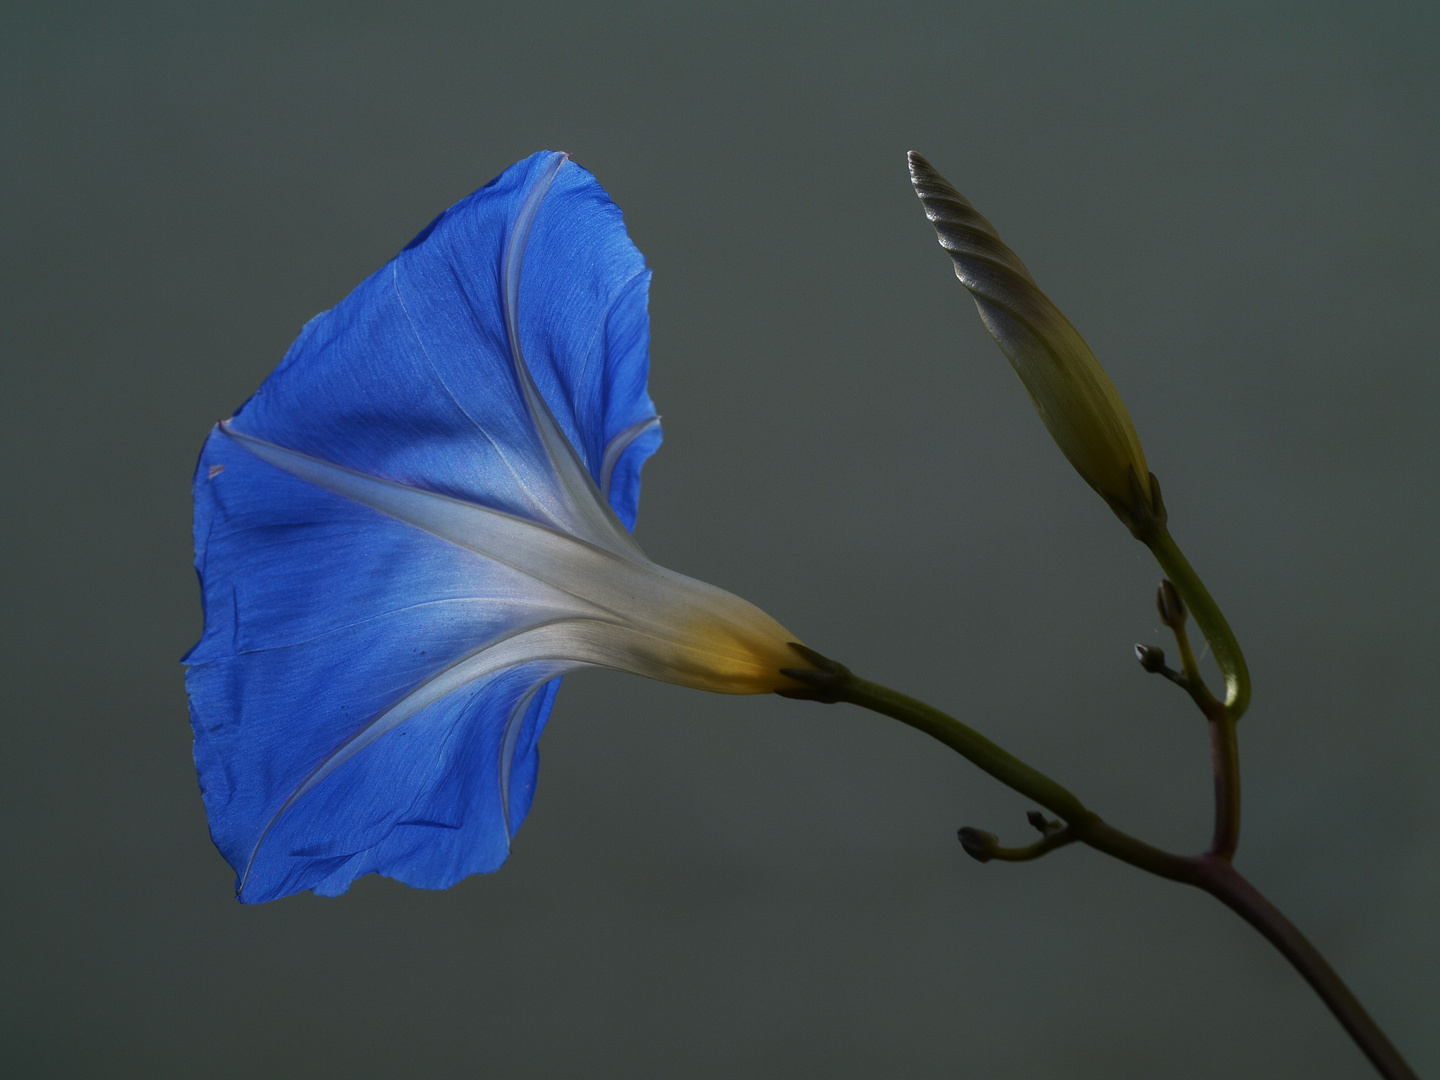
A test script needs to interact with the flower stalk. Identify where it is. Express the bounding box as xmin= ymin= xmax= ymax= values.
xmin=891 ymin=151 xmax=1414 ymax=1078
xmin=781 ymin=648 xmax=1417 ymax=1080
xmin=1145 ymin=522 xmax=1252 ymax=721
